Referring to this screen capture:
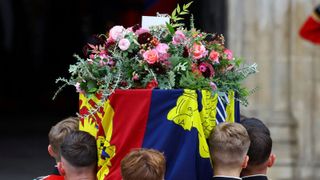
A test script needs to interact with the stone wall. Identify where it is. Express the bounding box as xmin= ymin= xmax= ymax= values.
xmin=227 ymin=0 xmax=320 ymax=179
